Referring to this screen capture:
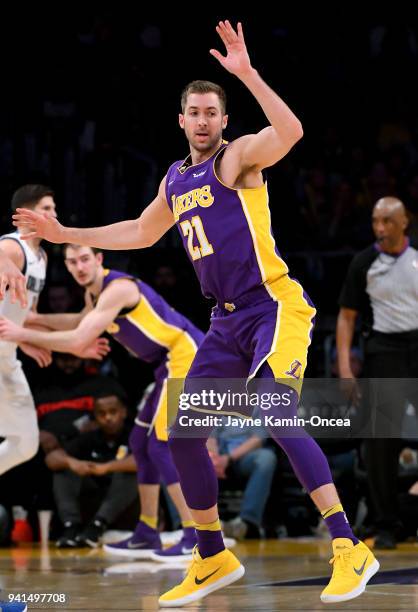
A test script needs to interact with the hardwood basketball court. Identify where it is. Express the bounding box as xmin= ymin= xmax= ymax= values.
xmin=1 ymin=539 xmax=417 ymax=610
